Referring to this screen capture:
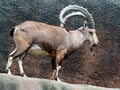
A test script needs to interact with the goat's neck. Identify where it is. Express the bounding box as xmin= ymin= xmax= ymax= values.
xmin=69 ymin=30 xmax=86 ymax=49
